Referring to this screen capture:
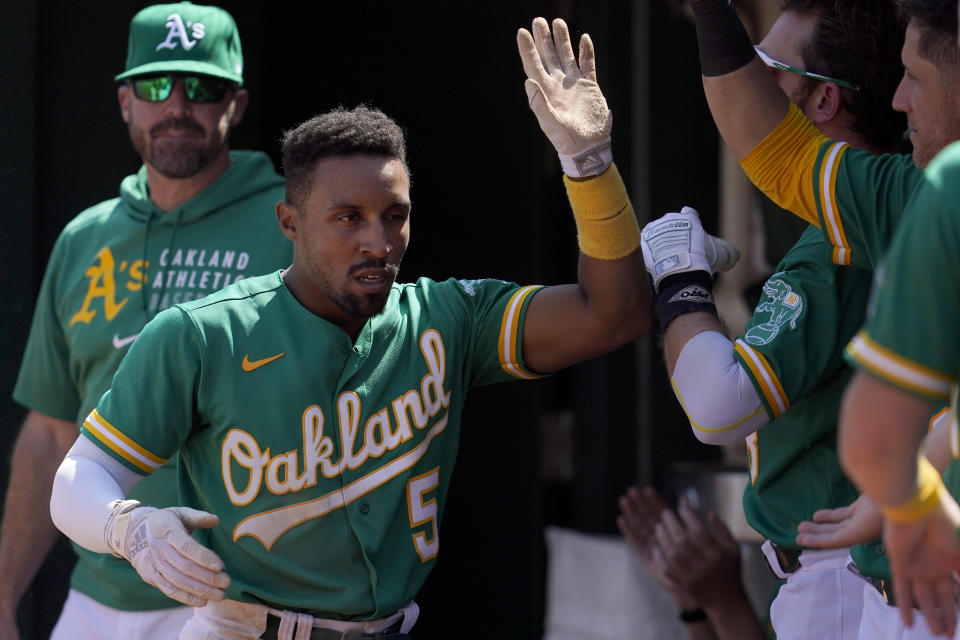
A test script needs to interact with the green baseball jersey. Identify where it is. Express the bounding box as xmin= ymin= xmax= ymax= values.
xmin=81 ymin=272 xmax=544 ymax=619
xmin=733 ymin=226 xmax=871 ymax=549
xmin=809 ymin=144 xmax=923 ymax=271
xmin=13 ymin=151 xmax=290 ymax=610
xmin=844 ymin=142 xmax=960 ymax=577
xmin=846 ymin=140 xmax=960 ymax=401
xmin=741 ymin=103 xmax=924 ymax=271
